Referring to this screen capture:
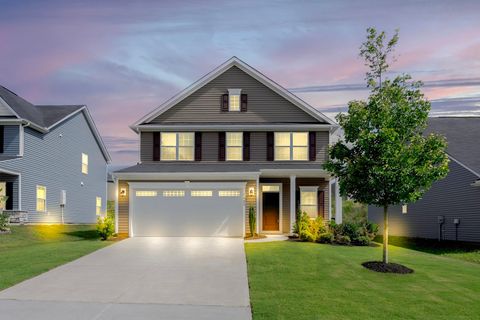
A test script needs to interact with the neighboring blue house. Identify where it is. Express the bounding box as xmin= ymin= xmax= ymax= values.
xmin=0 ymin=85 xmax=111 ymax=223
